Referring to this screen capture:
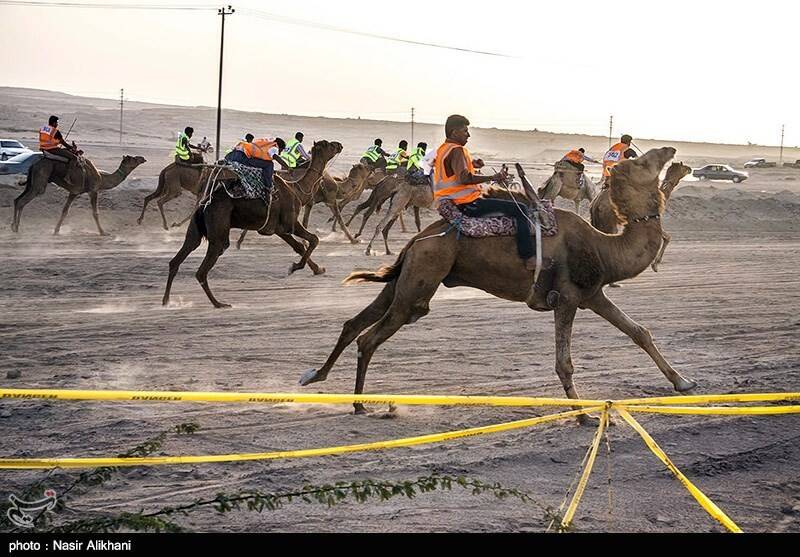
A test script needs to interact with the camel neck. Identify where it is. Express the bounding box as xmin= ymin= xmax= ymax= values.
xmin=99 ymin=166 xmax=129 ymax=191
xmin=599 ymin=218 xmax=664 ymax=284
xmin=291 ymin=158 xmax=326 ymax=204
